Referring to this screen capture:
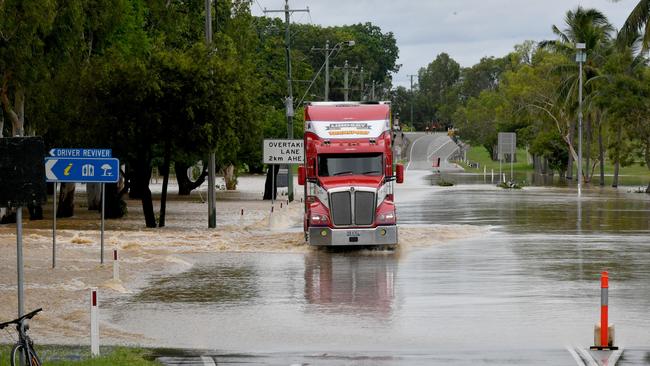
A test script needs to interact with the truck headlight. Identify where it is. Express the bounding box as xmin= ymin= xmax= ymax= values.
xmin=309 ymin=213 xmax=330 ymax=226
xmin=376 ymin=211 xmax=396 ymax=225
